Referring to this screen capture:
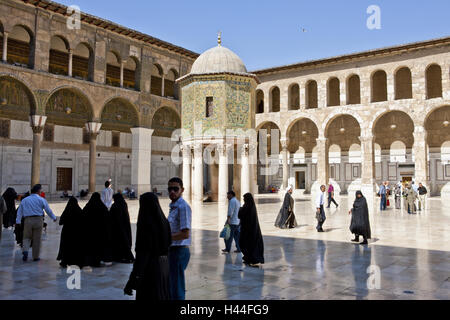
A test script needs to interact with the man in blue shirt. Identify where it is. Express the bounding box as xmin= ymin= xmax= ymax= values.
xmin=167 ymin=177 xmax=192 ymax=300
xmin=379 ymin=182 xmax=387 ymax=211
xmin=16 ymin=184 xmax=57 ymax=262
xmin=222 ymin=191 xmax=241 ymax=254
